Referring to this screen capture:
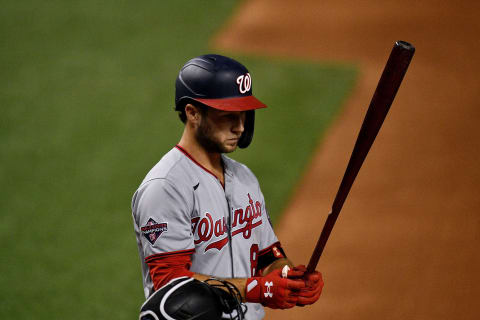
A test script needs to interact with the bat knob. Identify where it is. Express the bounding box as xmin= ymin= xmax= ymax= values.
xmin=395 ymin=40 xmax=415 ymax=52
